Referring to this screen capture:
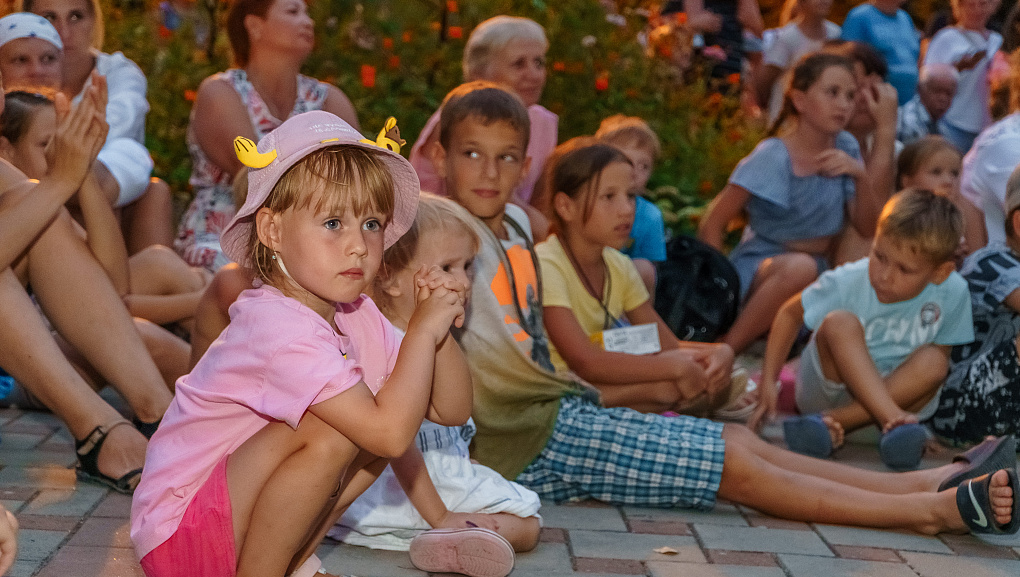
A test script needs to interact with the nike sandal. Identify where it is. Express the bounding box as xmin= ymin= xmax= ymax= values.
xmin=956 ymin=469 xmax=1020 ymax=535
xmin=939 ymin=436 xmax=1017 ymax=492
